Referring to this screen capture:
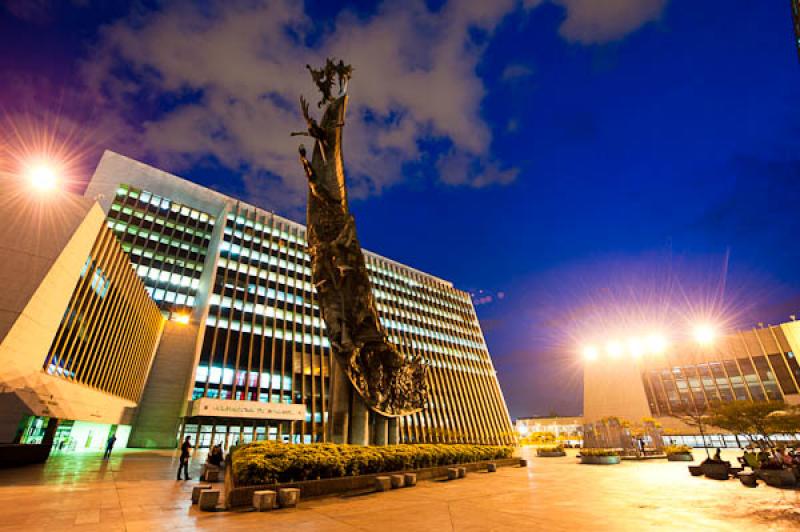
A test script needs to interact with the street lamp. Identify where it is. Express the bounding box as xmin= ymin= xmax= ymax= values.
xmin=606 ymin=341 xmax=623 ymax=359
xmin=645 ymin=334 xmax=667 ymax=355
xmin=24 ymin=160 xmax=59 ymax=191
xmin=693 ymin=324 xmax=716 ymax=346
xmin=582 ymin=345 xmax=598 ymax=361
